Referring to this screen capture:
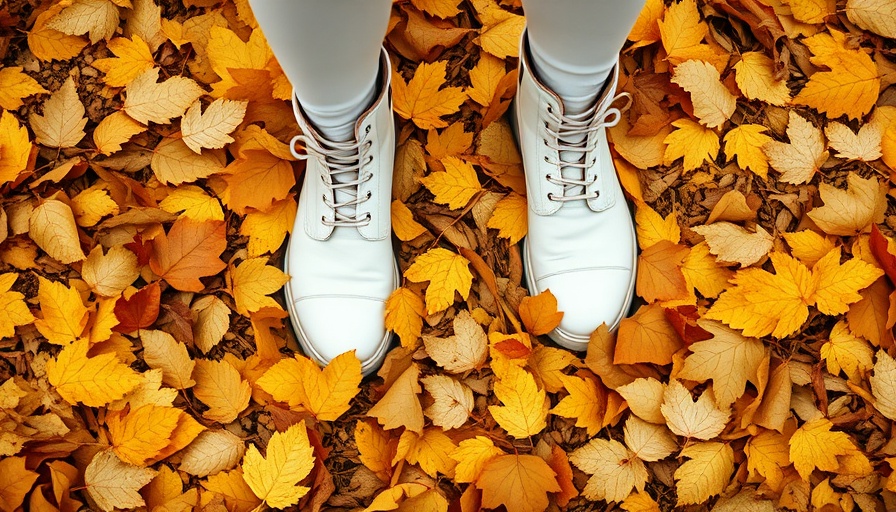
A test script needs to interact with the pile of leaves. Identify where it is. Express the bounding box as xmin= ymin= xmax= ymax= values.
xmin=1 ymin=0 xmax=896 ymax=510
